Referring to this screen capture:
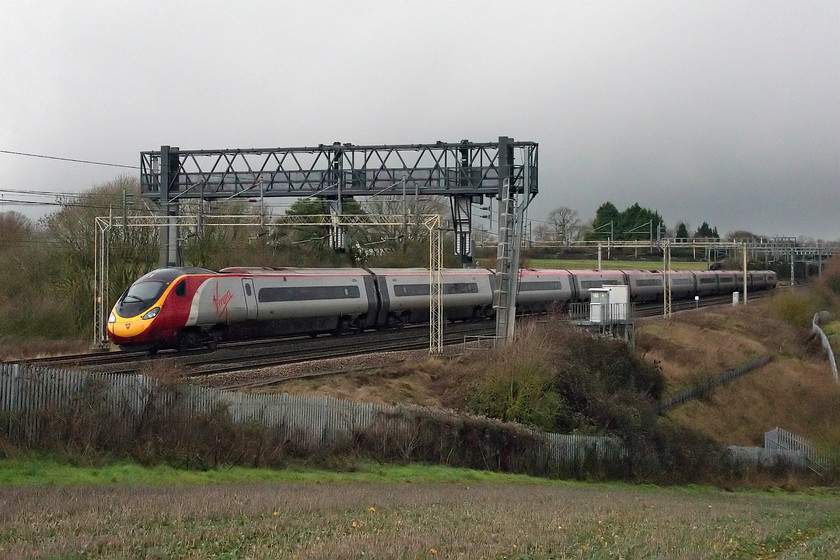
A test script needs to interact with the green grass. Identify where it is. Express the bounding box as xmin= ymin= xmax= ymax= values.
xmin=525 ymin=258 xmax=711 ymax=271
xmin=0 ymin=455 xmax=555 ymax=487
xmin=1 ymin=459 xmax=838 ymax=559
xmin=824 ymin=320 xmax=840 ymax=342
xmin=824 ymin=320 xmax=840 ymax=366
